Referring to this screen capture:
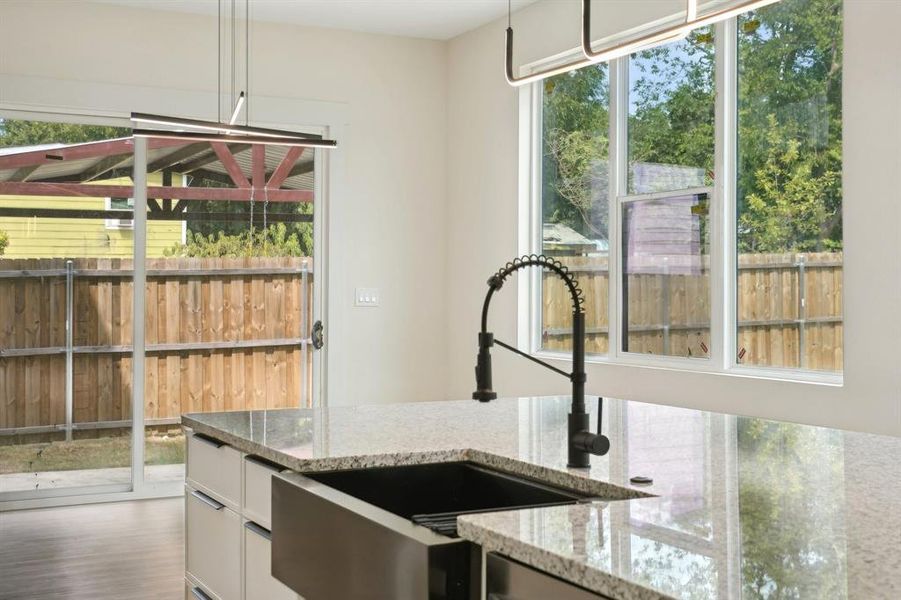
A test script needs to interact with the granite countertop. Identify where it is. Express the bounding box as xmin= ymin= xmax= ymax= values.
xmin=183 ymin=396 xmax=901 ymax=600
